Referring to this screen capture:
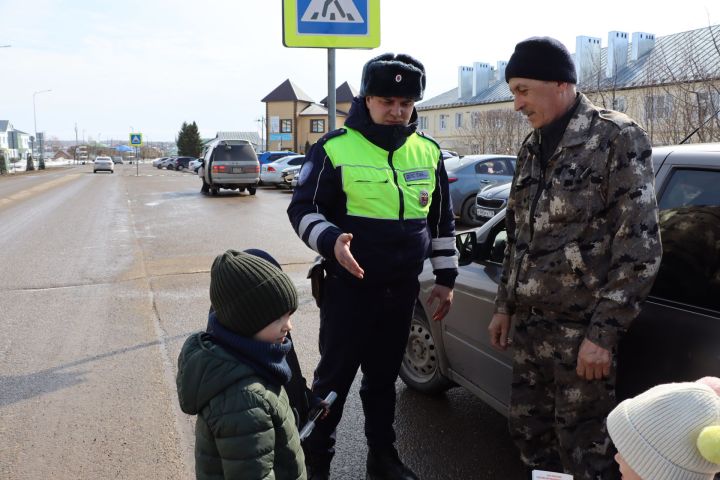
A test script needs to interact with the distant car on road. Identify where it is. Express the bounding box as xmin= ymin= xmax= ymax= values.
xmin=189 ymin=159 xmax=203 ymax=173
xmin=166 ymin=156 xmax=194 ymax=171
xmin=199 ymin=139 xmax=260 ymax=195
xmin=93 ymin=156 xmax=114 ymax=174
xmin=257 ymin=150 xmax=299 ymax=166
xmin=444 ymin=154 xmax=516 ymax=226
xmin=281 ymin=165 xmax=301 ymax=189
xmin=260 ymin=154 xmax=305 ymax=187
